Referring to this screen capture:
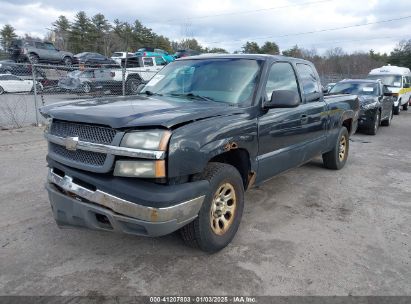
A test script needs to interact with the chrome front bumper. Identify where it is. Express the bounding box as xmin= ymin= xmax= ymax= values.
xmin=46 ymin=169 xmax=205 ymax=236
